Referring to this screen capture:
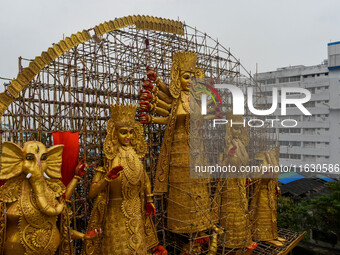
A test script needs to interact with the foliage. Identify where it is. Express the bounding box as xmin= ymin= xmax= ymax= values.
xmin=277 ymin=181 xmax=340 ymax=238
